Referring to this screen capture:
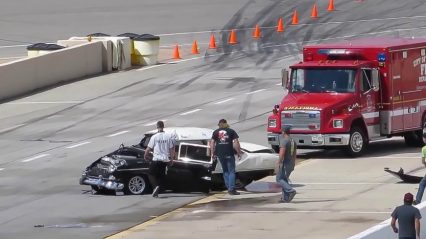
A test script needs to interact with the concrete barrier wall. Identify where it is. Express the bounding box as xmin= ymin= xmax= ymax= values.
xmin=0 ymin=41 xmax=103 ymax=101
xmin=348 ymin=202 xmax=426 ymax=239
